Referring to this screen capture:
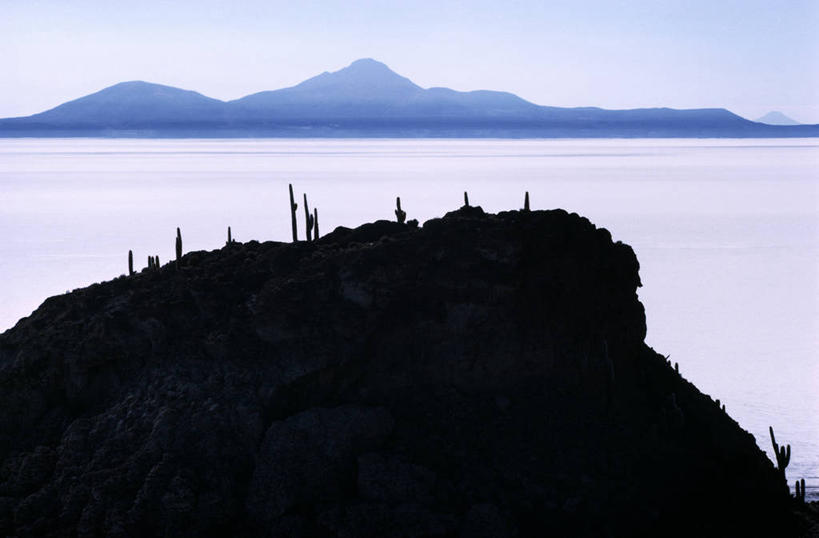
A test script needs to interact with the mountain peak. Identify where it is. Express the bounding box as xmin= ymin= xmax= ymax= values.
xmin=300 ymin=58 xmax=420 ymax=92
xmin=341 ymin=58 xmax=400 ymax=78
xmin=110 ymin=80 xmax=155 ymax=88
xmin=23 ymin=79 xmax=223 ymax=125
xmin=86 ymin=80 xmax=222 ymax=103
xmin=347 ymin=57 xmax=389 ymax=69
